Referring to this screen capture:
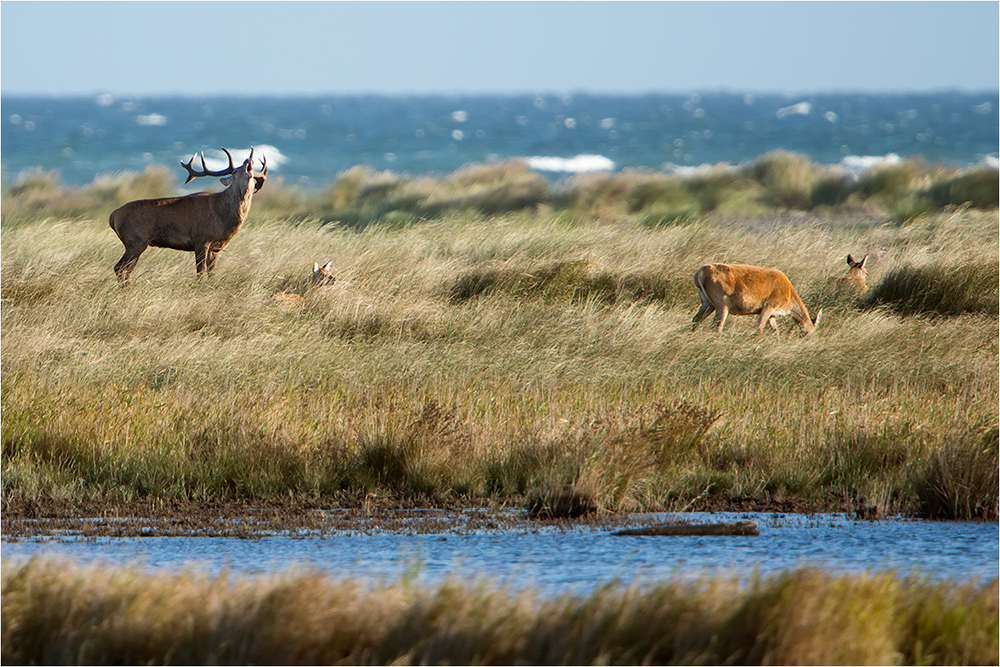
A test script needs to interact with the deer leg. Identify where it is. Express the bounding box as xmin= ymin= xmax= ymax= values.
xmin=713 ymin=305 xmax=730 ymax=332
xmin=114 ymin=244 xmax=147 ymax=283
xmin=691 ymin=300 xmax=715 ymax=331
xmin=757 ymin=307 xmax=780 ymax=337
xmin=205 ymin=250 xmax=219 ymax=274
xmin=194 ymin=244 xmax=211 ymax=275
